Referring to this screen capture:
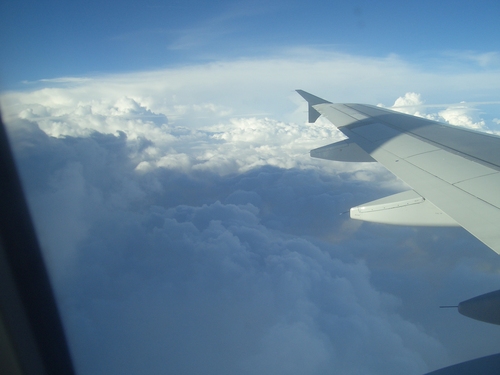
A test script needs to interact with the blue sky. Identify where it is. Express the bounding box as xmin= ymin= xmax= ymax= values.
xmin=2 ymin=0 xmax=500 ymax=86
xmin=2 ymin=1 xmax=500 ymax=375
